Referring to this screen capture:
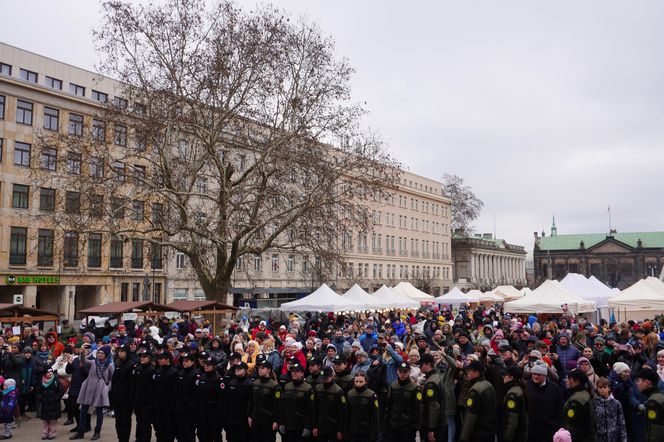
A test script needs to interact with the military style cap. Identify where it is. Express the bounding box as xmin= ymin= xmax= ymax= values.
xmin=397 ymin=361 xmax=411 ymax=371
xmin=332 ymin=355 xmax=346 ymax=364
